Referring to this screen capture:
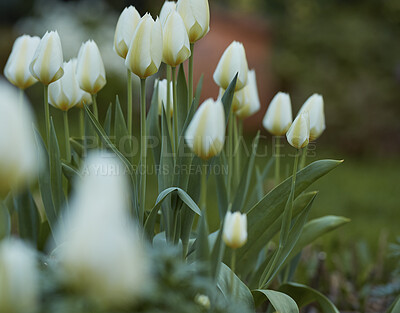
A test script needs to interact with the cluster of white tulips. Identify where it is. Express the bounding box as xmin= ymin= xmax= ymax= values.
xmin=0 ymin=0 xmax=345 ymax=312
